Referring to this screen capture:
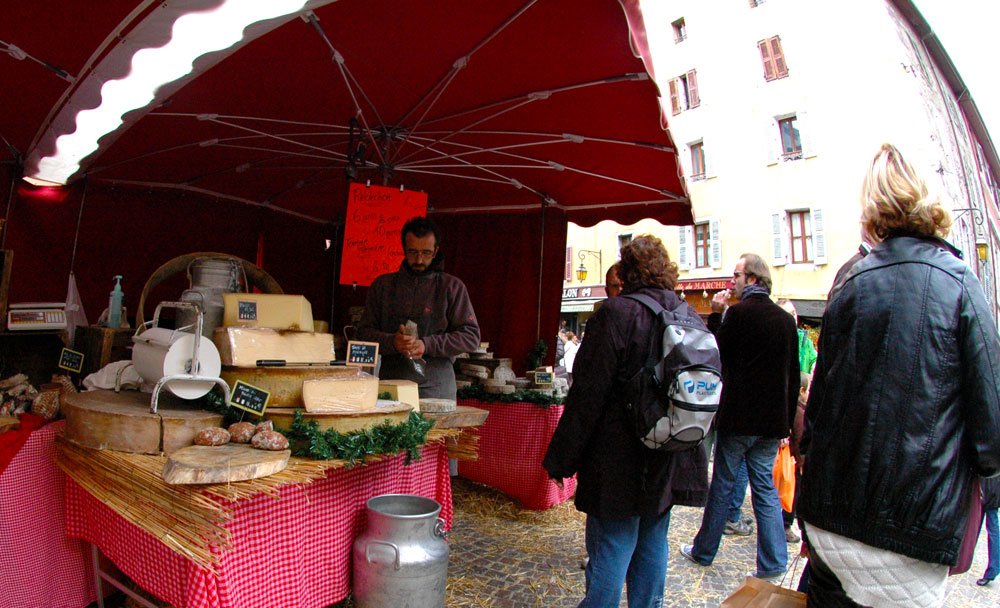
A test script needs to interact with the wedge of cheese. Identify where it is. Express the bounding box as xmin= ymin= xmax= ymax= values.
xmin=213 ymin=327 xmax=334 ymax=367
xmin=378 ymin=379 xmax=420 ymax=409
xmin=223 ymin=294 xmax=313 ymax=330
xmin=303 ymin=372 xmax=379 ymax=412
